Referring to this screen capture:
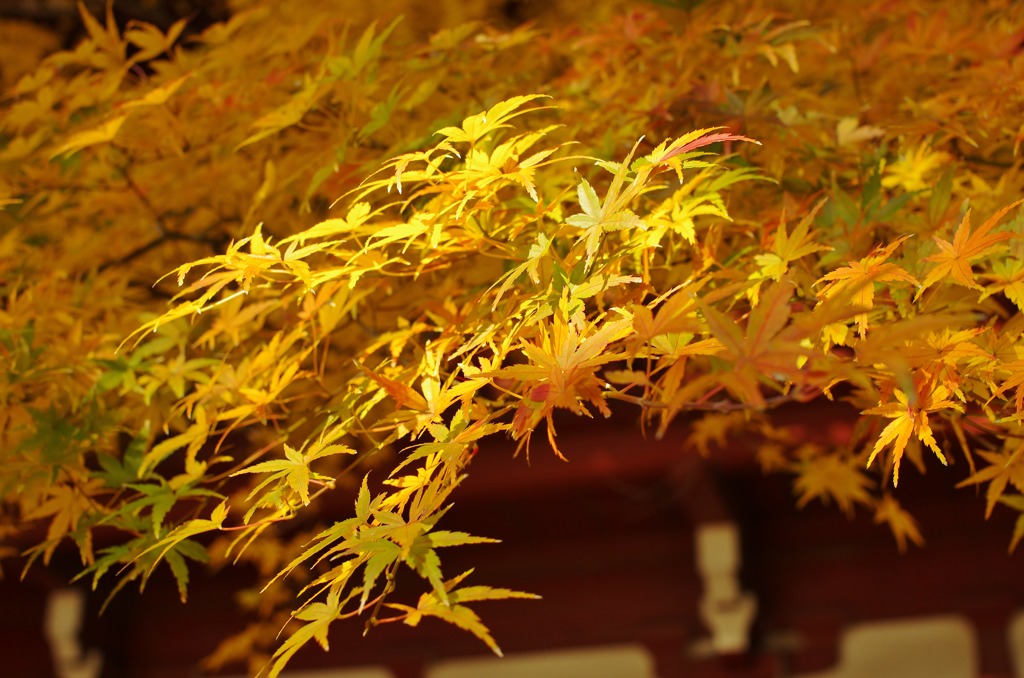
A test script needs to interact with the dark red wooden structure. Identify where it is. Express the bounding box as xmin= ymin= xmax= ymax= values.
xmin=4 ymin=401 xmax=1024 ymax=677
